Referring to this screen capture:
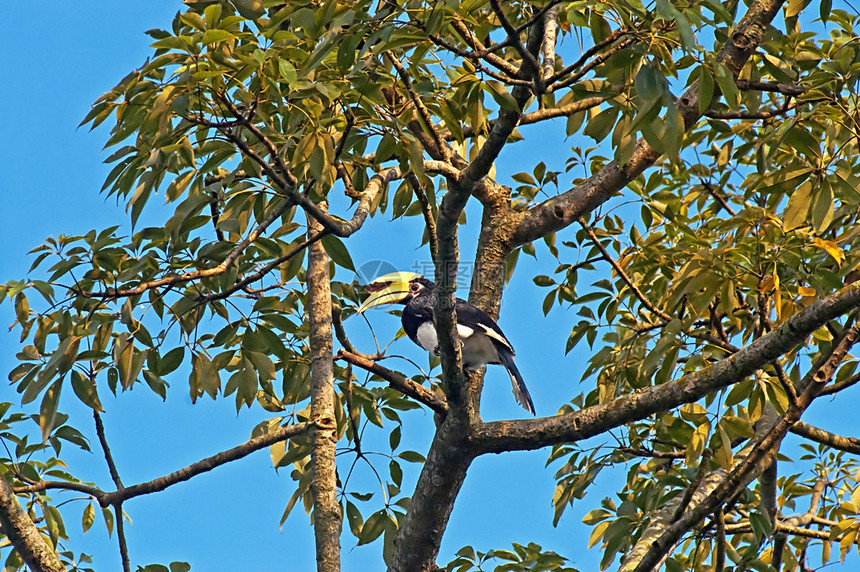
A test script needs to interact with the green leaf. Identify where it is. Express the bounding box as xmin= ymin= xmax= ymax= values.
xmin=71 ymin=370 xmax=104 ymax=412
xmin=278 ymin=60 xmax=297 ymax=87
xmin=321 ymin=234 xmax=355 ymax=271
xmin=143 ymin=370 xmax=169 ymax=400
xmin=786 ymin=0 xmax=807 ymax=17
xmin=397 ymin=450 xmax=425 ymax=463
xmin=158 ymin=346 xmax=185 ymax=375
xmin=14 ymin=292 xmax=29 ymax=323
xmin=201 ymin=29 xmax=235 ymax=44
xmin=203 ymin=2 xmax=222 ymax=27
xmin=584 ymin=107 xmax=618 ymax=143
xmin=485 ymin=81 xmax=519 ymax=112
xmin=812 ymin=179 xmax=834 ymax=233
xmin=345 ymin=500 xmax=364 ymax=538
xmin=820 ymin=0 xmax=832 ymax=21
xmin=358 ymin=510 xmax=387 ymax=545
xmin=713 ymin=63 xmax=740 ymax=110
xmin=784 ymin=180 xmax=813 ymax=230
xmin=301 ymin=31 xmax=337 ymax=75
xmin=408 ymin=137 xmax=426 ymax=180
xmin=39 ymin=379 xmax=63 ymax=442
